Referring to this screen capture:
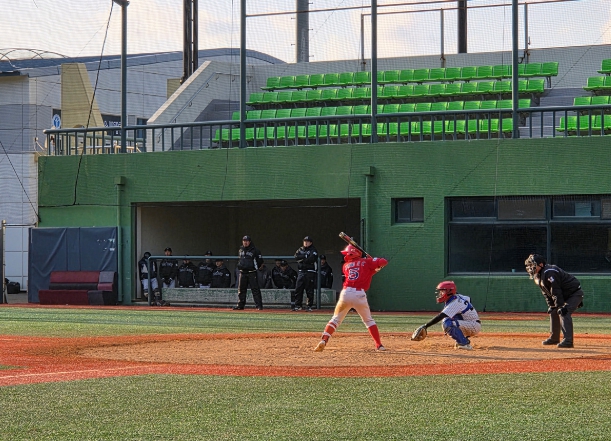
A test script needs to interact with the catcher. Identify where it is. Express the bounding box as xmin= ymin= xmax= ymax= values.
xmin=411 ymin=281 xmax=481 ymax=350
